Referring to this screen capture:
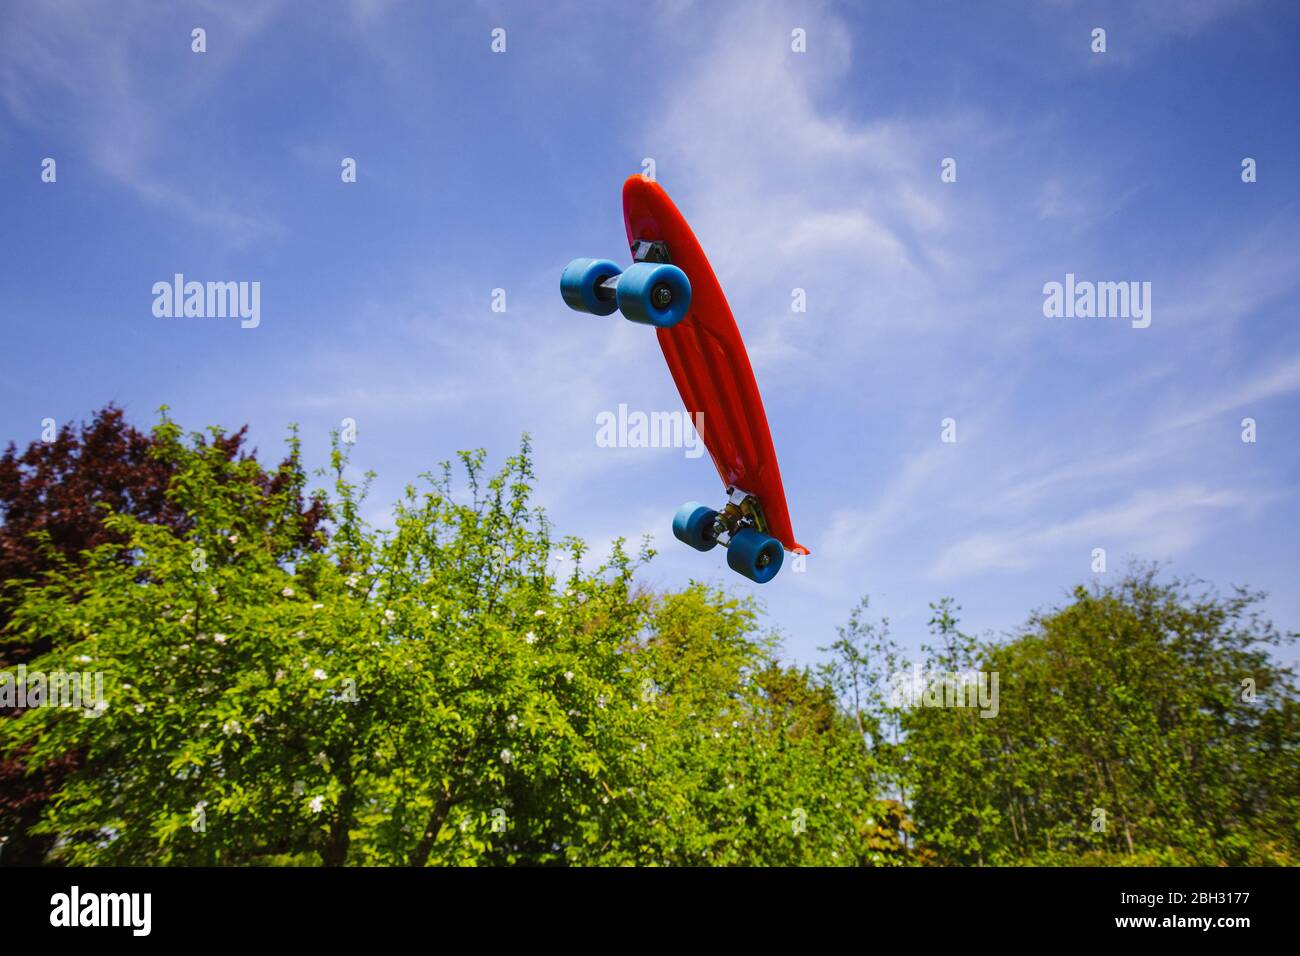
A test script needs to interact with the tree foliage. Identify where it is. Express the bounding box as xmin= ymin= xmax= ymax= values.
xmin=851 ymin=574 xmax=1300 ymax=865
xmin=1 ymin=413 xmax=905 ymax=865
xmin=3 ymin=409 xmax=1296 ymax=866
xmin=0 ymin=406 xmax=323 ymax=864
